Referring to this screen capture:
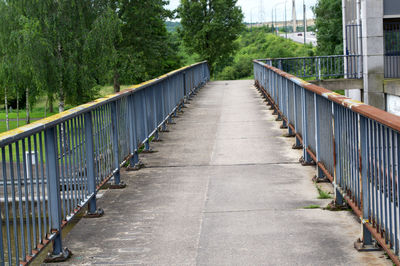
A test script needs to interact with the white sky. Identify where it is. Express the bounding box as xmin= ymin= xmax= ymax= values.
xmin=166 ymin=0 xmax=318 ymax=23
